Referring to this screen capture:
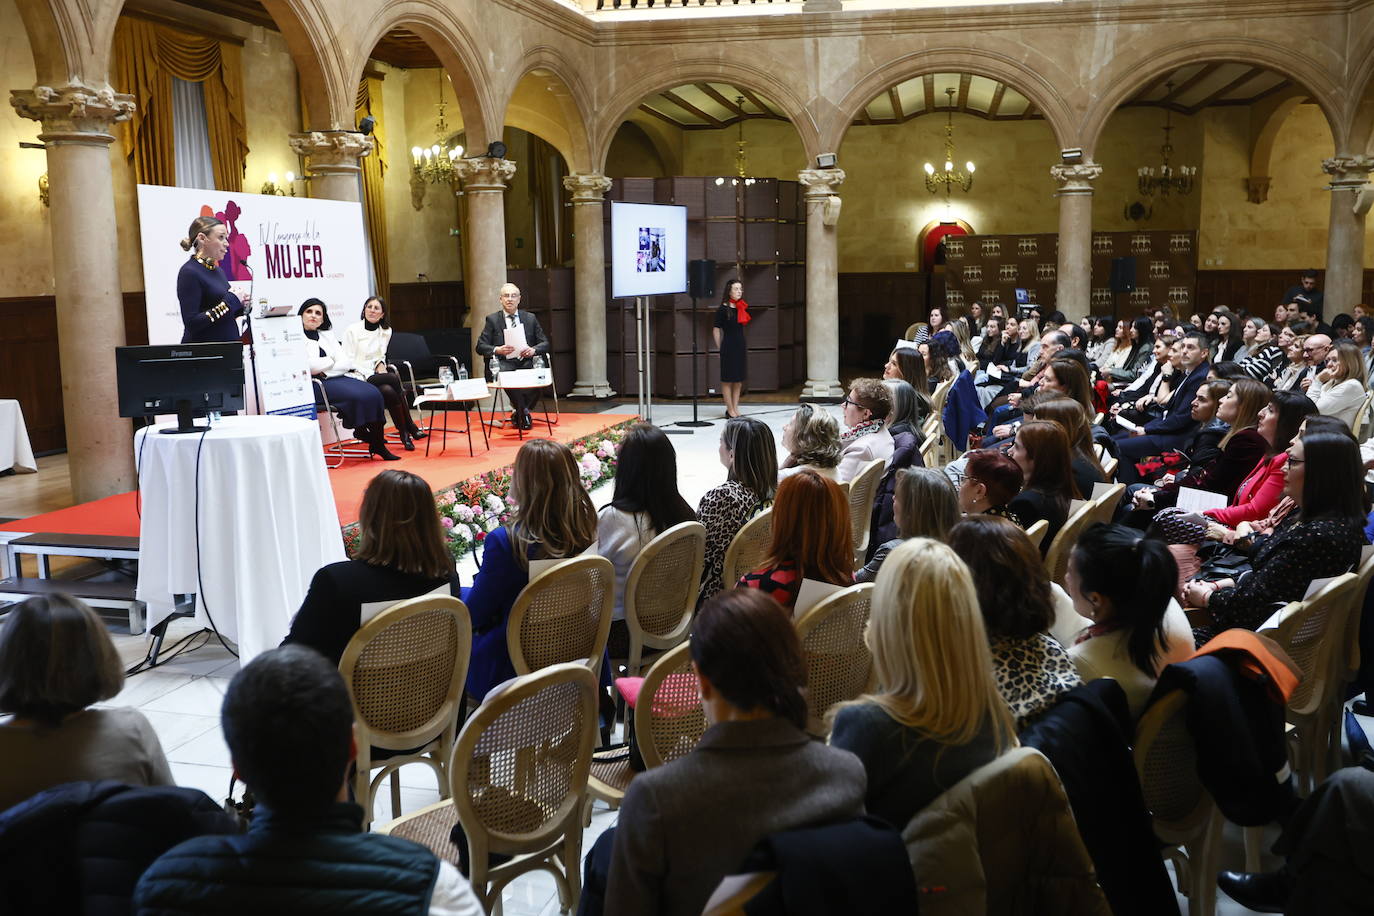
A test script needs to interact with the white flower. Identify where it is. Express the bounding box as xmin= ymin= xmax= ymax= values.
xmin=454 ymin=504 xmax=475 ymax=522
xmin=485 ymin=494 xmax=505 ymax=514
